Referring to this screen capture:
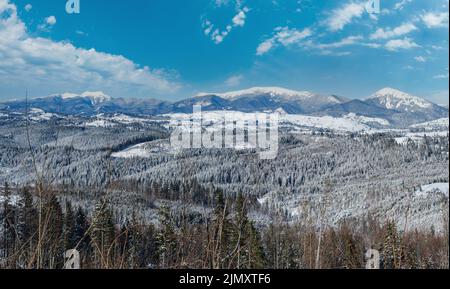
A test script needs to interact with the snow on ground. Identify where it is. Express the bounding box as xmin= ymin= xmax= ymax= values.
xmin=164 ymin=111 xmax=374 ymax=132
xmin=85 ymin=119 xmax=116 ymax=128
xmin=415 ymin=183 xmax=449 ymax=198
xmin=395 ymin=131 xmax=449 ymax=144
xmin=411 ymin=118 xmax=449 ymax=131
xmin=111 ymin=143 xmax=152 ymax=158
xmin=196 ymin=87 xmax=317 ymax=101
xmin=106 ymin=114 xmax=150 ymax=124
xmin=283 ymin=114 xmax=370 ymax=132
xmin=29 ymin=108 xmax=58 ymax=121
xmin=343 ymin=113 xmax=390 ymax=126
xmin=0 ymin=195 xmax=20 ymax=206
xmin=369 ymin=87 xmax=433 ymax=110
xmin=111 ymin=140 xmax=174 ymax=159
